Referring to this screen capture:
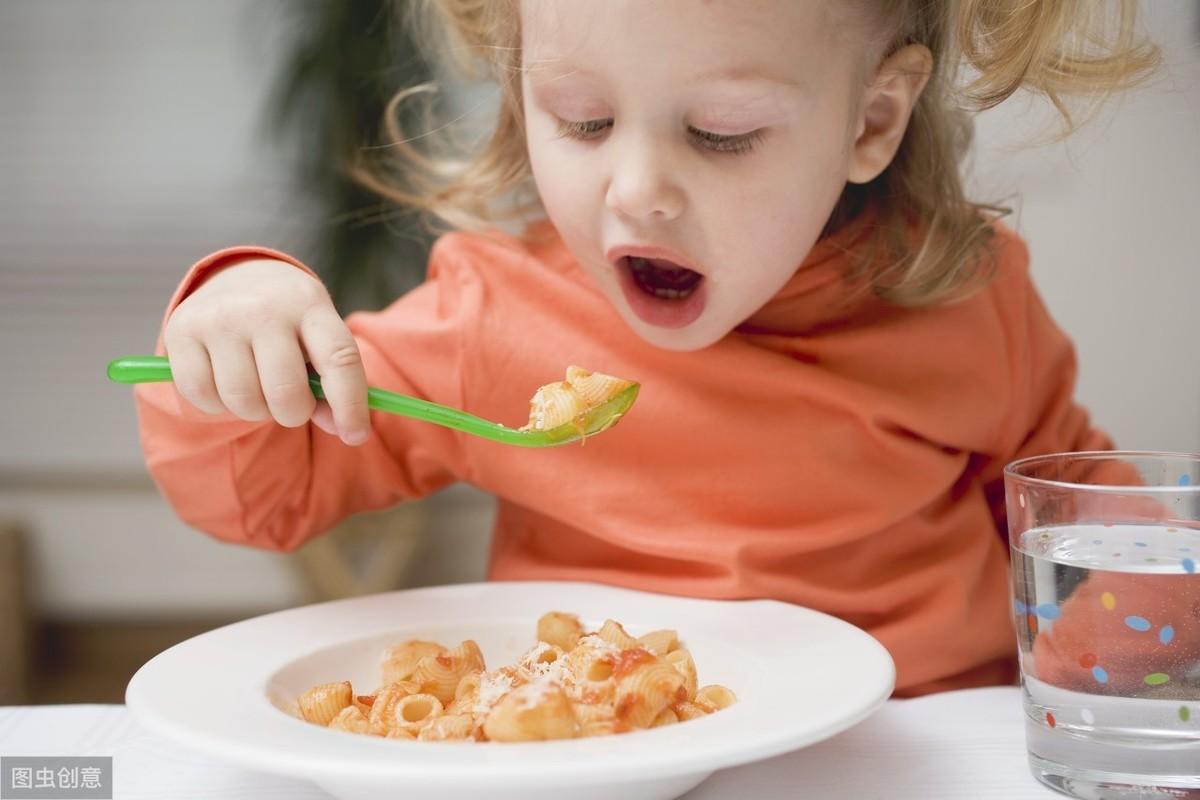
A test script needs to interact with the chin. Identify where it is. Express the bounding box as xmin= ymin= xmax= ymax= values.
xmin=622 ymin=312 xmax=730 ymax=352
